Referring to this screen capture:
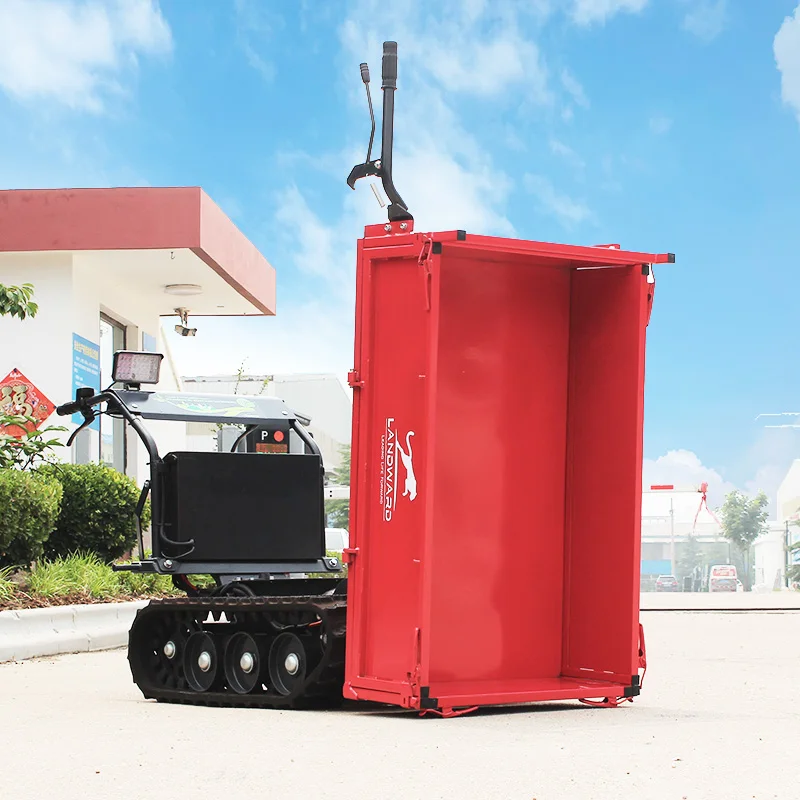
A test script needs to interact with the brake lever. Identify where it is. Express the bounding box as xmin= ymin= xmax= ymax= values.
xmin=66 ymin=409 xmax=97 ymax=447
xmin=347 ymin=159 xmax=382 ymax=190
